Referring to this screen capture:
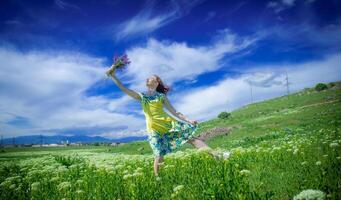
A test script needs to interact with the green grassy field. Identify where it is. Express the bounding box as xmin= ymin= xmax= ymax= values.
xmin=1 ymin=81 xmax=340 ymax=199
